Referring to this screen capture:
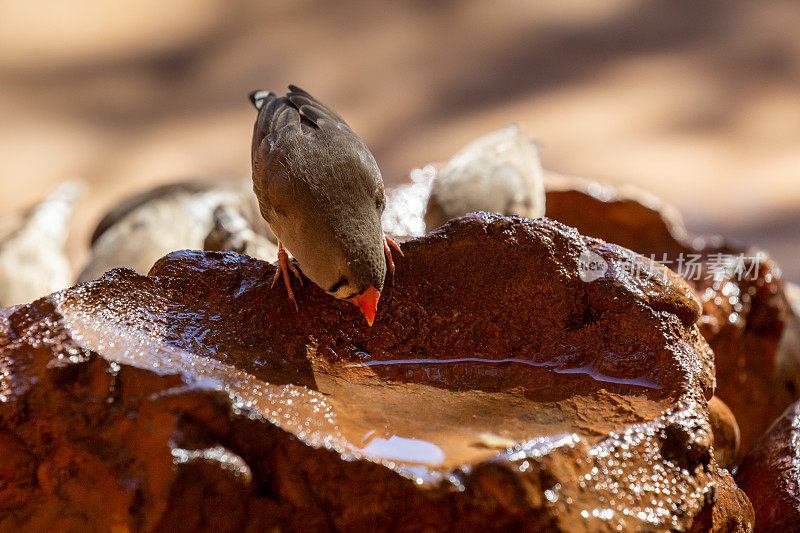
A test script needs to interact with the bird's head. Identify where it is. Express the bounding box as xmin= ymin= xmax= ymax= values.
xmin=279 ymin=150 xmax=388 ymax=326
xmin=319 ymin=189 xmax=387 ymax=327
